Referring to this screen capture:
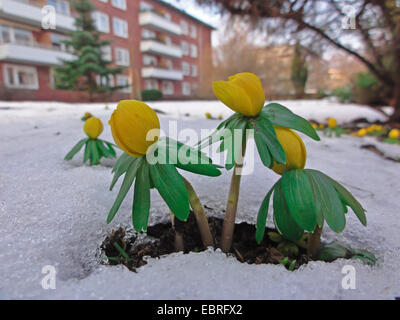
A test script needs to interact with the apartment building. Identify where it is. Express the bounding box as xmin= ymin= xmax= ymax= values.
xmin=0 ymin=0 xmax=214 ymax=101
